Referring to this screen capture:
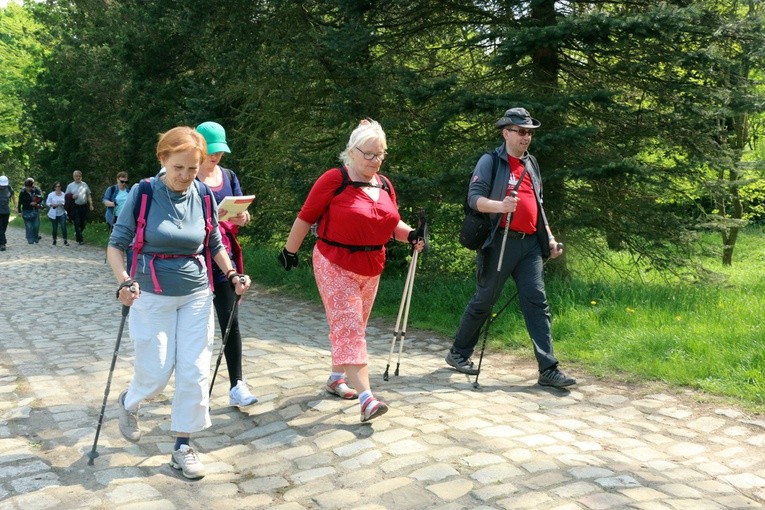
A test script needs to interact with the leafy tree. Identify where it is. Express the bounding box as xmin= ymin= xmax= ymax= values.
xmin=19 ymin=0 xmax=765 ymax=276
xmin=0 ymin=2 xmax=45 ymax=186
